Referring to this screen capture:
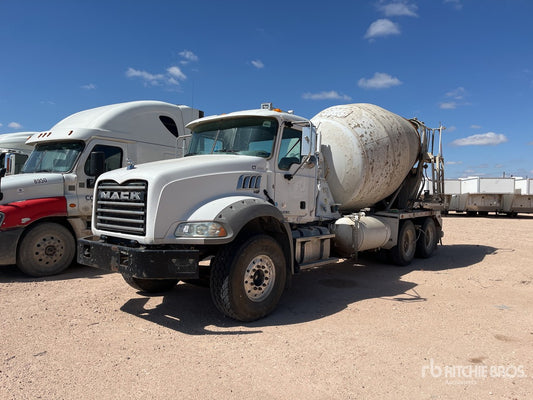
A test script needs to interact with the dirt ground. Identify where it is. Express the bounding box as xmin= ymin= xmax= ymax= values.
xmin=1 ymin=215 xmax=532 ymax=399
